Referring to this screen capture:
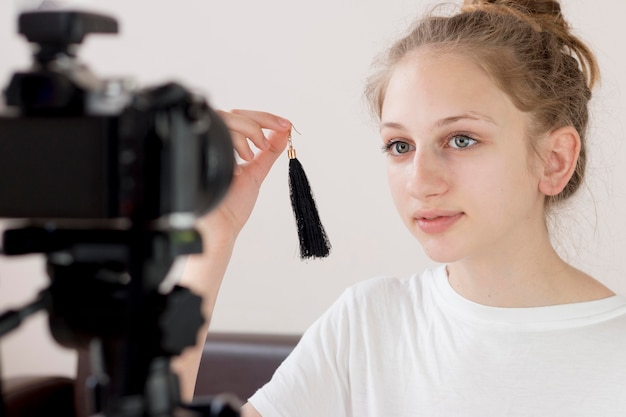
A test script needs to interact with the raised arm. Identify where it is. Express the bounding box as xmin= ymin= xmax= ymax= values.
xmin=171 ymin=109 xmax=291 ymax=402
